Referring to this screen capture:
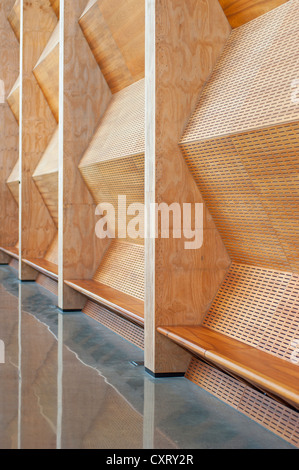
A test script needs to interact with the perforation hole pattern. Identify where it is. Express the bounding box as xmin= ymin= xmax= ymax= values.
xmin=203 ymin=263 xmax=299 ymax=362
xmin=180 ymin=0 xmax=299 ymax=142
xmin=186 ymin=358 xmax=299 ymax=447
xmin=83 ymin=300 xmax=144 ymax=350
xmin=93 ymin=241 xmax=145 ymax=301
